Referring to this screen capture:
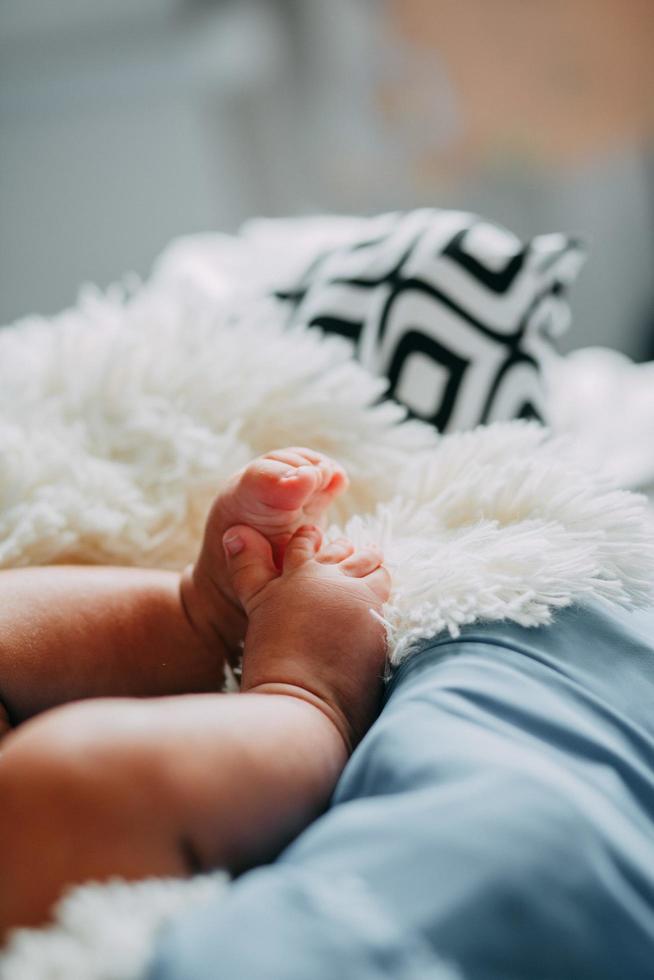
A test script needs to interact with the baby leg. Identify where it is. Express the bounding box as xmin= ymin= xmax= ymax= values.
xmin=0 ymin=449 xmax=346 ymax=729
xmin=0 ymin=527 xmax=390 ymax=936
xmin=0 ymin=566 xmax=222 ymax=729
xmin=0 ymin=692 xmax=347 ymax=936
